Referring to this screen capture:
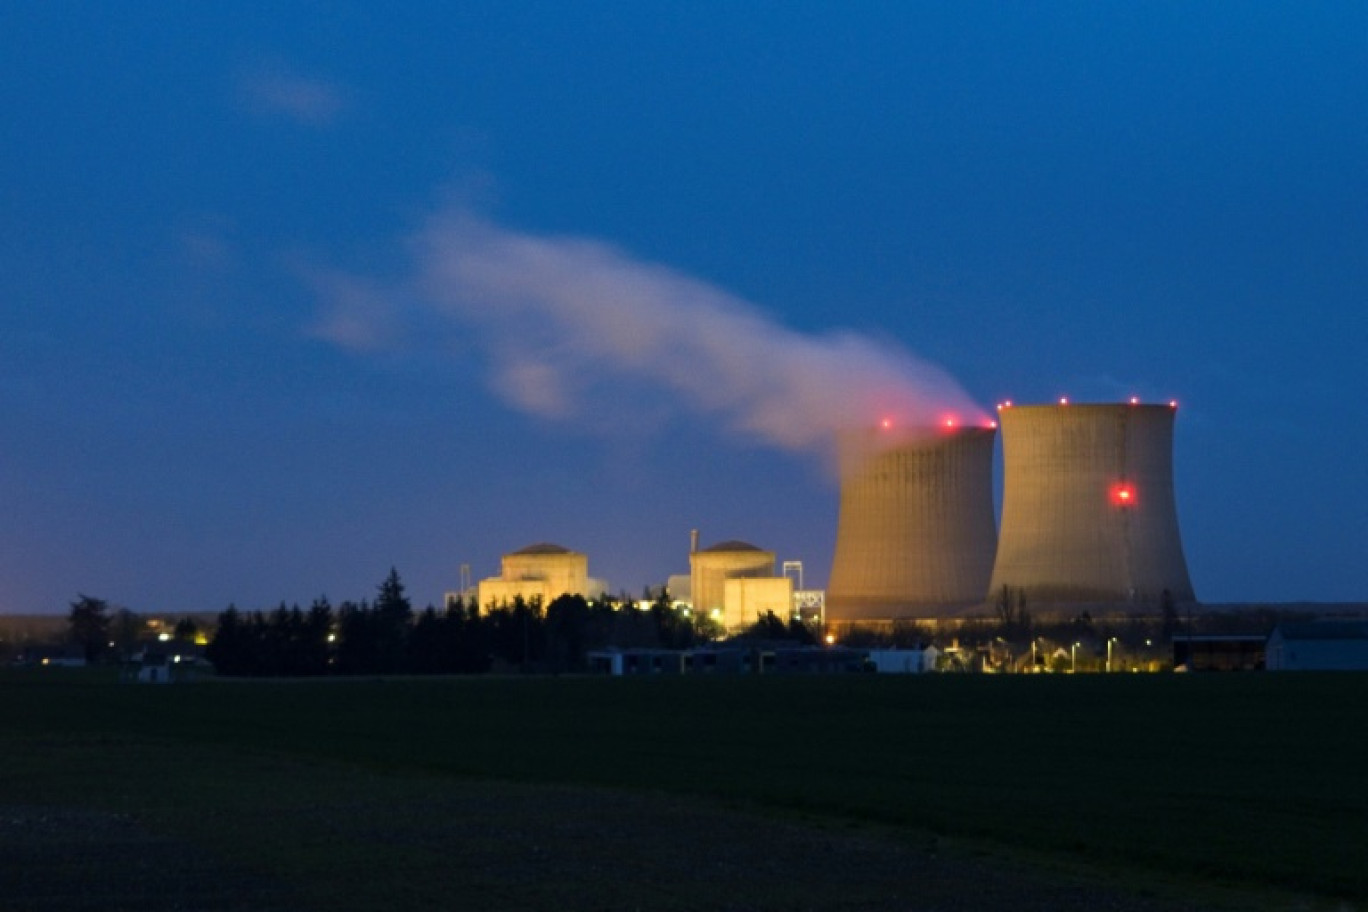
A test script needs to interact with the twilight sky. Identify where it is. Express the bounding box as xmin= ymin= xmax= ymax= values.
xmin=2 ymin=2 xmax=1365 ymax=615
